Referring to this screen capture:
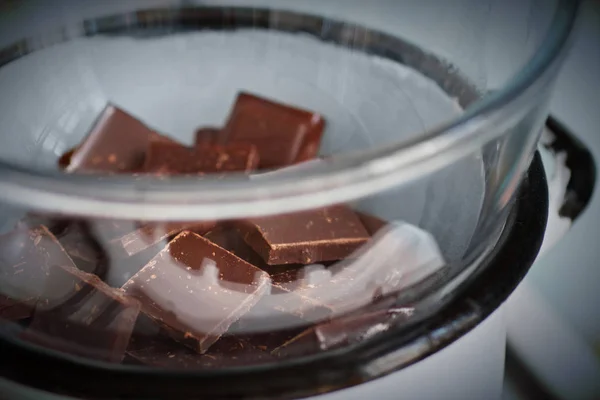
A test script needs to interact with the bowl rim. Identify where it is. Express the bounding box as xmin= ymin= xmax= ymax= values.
xmin=0 ymin=1 xmax=580 ymax=220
